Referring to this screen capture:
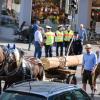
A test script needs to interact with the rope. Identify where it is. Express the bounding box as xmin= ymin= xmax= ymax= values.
xmin=66 ymin=36 xmax=74 ymax=57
